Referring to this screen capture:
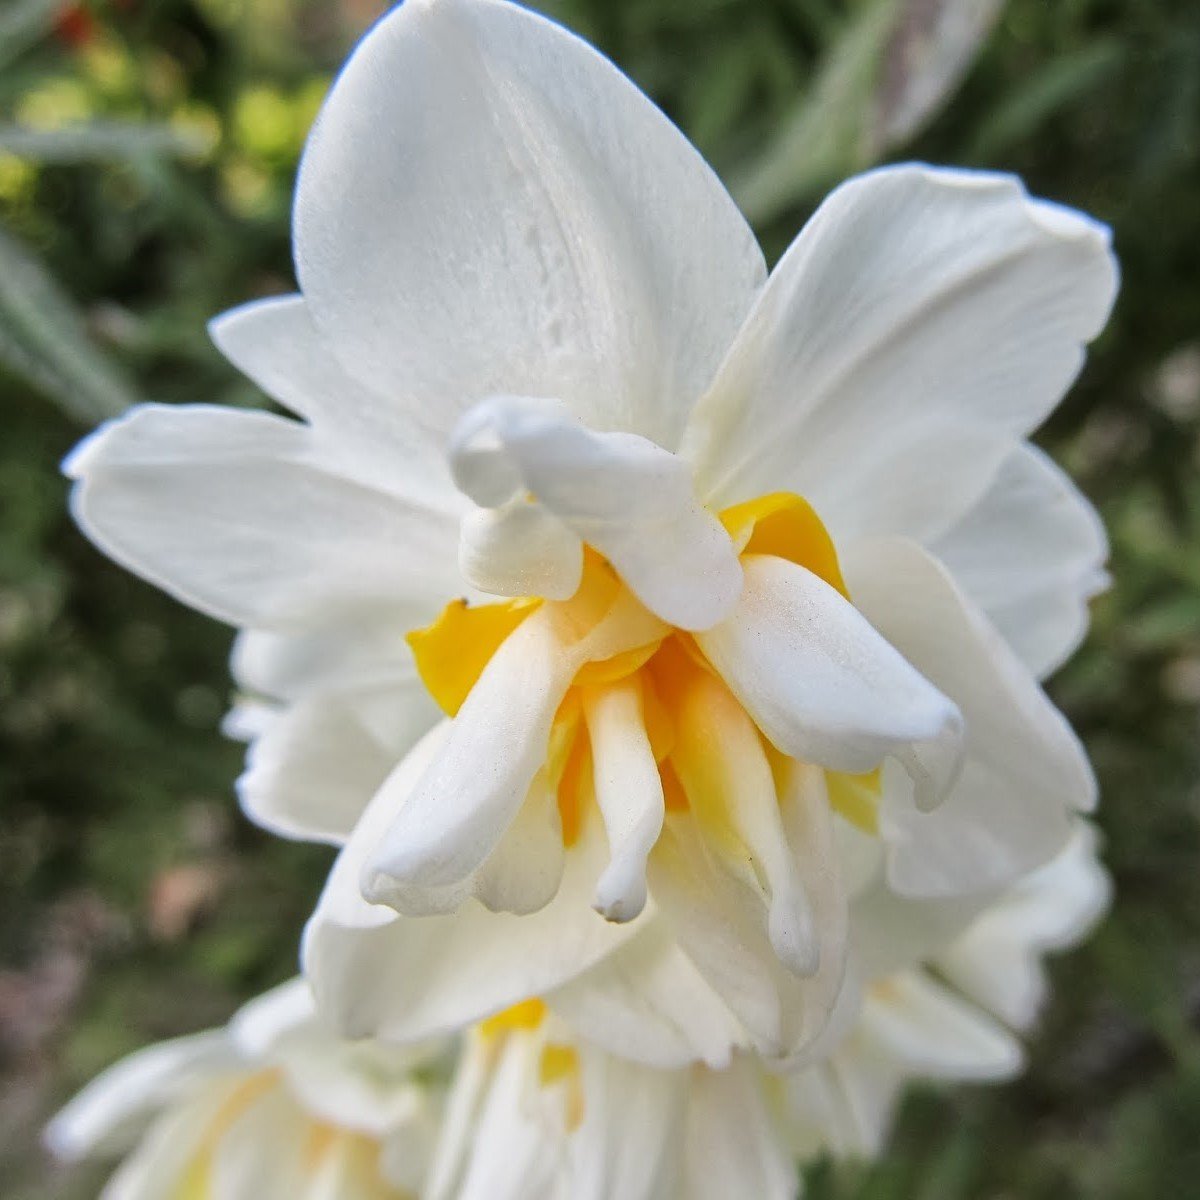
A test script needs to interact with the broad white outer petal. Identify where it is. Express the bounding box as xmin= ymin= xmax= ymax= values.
xmin=209 ymin=294 xmax=460 ymax=505
xmin=681 ymin=1058 xmax=796 ymax=1200
xmin=44 ymin=1032 xmax=235 ymax=1161
xmin=450 ymin=396 xmax=742 ymax=629
xmin=859 ymin=970 xmax=1023 ymax=1080
xmin=231 ymin=621 xmax=419 ymax=704
xmin=548 ymin=922 xmax=746 ymax=1069
xmin=698 ymin=554 xmax=963 ymax=807
xmin=235 ymin=691 xmax=404 ymax=845
xmin=931 ymin=442 xmax=1108 ymax=678
xmin=303 ymin=726 xmax=639 ymax=1044
xmin=938 ymin=824 xmax=1110 ymax=1030
xmin=686 ymin=164 xmax=1118 ymax=544
xmin=569 ymin=1049 xmax=687 ymax=1200
xmin=846 ymin=538 xmax=1095 ymax=897
xmin=66 ymin=405 xmax=456 ymax=631
xmin=294 ymin=0 xmax=765 ymax=451
xmin=583 ymin=681 xmax=665 ymax=922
